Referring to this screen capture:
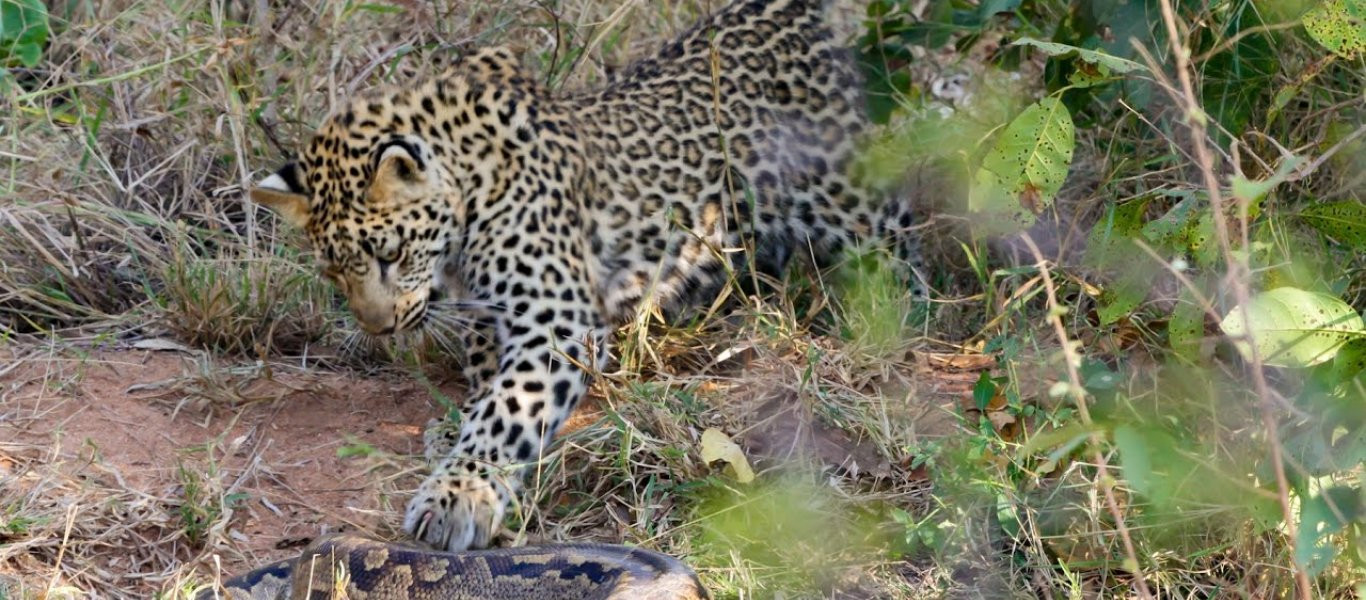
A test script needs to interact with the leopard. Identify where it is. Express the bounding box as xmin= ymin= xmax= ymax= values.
xmin=249 ymin=0 xmax=927 ymax=554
